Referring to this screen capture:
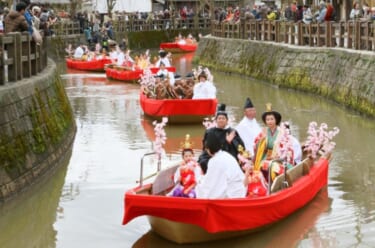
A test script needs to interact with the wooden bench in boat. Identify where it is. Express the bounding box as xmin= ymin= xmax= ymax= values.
xmin=270 ymin=151 xmax=332 ymax=194
xmin=151 ymin=165 xmax=179 ymax=195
